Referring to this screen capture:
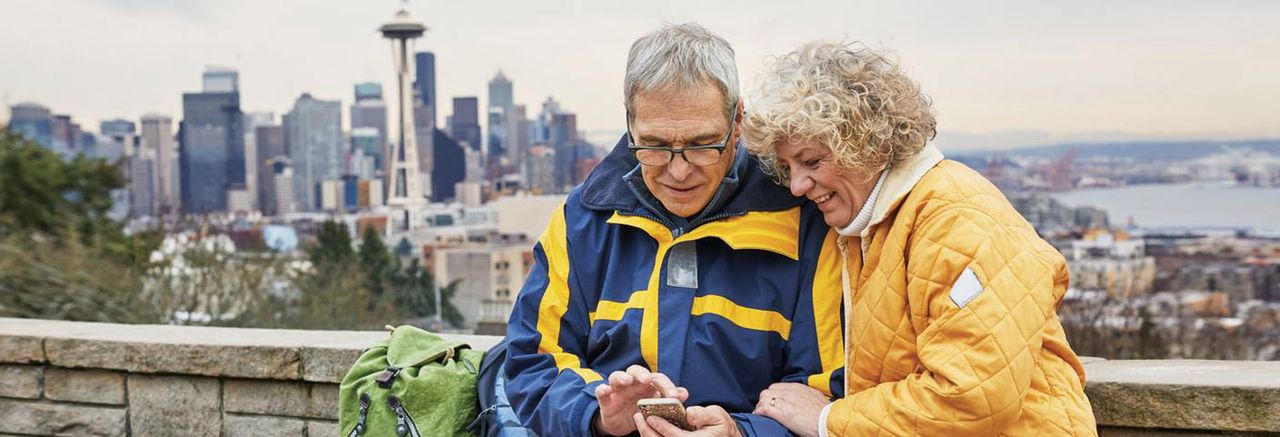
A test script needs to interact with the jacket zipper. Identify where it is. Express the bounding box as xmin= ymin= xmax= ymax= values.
xmin=387 ymin=395 xmax=422 ymax=437
xmin=346 ymin=393 xmax=370 ymax=437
